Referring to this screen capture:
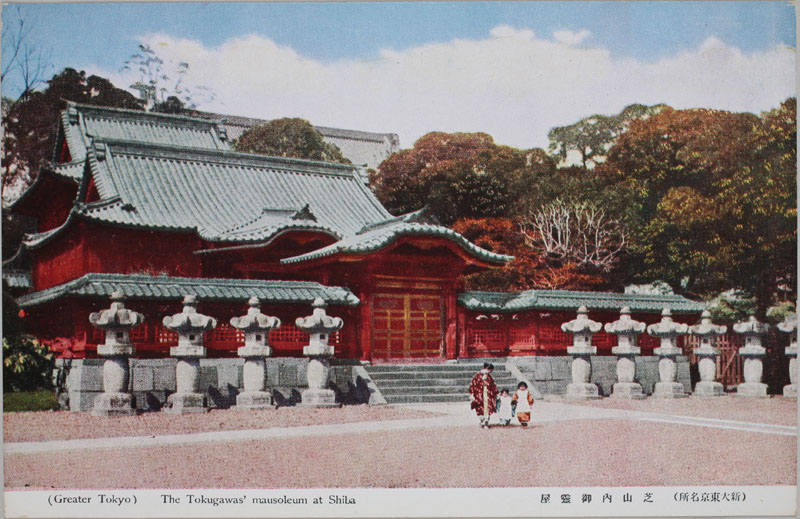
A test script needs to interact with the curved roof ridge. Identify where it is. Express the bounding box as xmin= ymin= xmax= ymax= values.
xmin=90 ymin=137 xmax=365 ymax=175
xmin=282 ymin=221 xmax=513 ymax=265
